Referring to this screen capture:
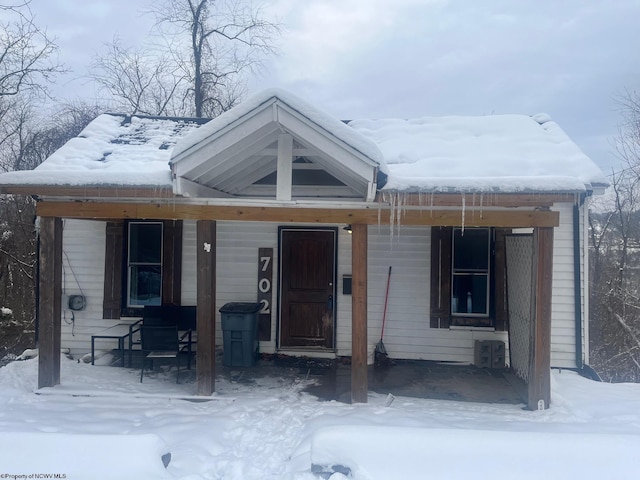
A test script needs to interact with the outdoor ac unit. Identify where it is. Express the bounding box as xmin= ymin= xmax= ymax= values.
xmin=474 ymin=340 xmax=505 ymax=369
